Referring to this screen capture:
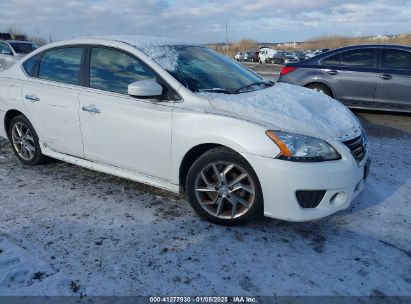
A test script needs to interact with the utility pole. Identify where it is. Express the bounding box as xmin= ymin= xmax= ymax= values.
xmin=225 ymin=21 xmax=229 ymax=55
